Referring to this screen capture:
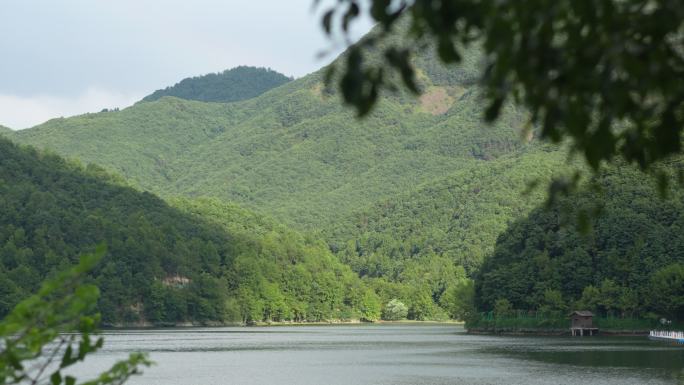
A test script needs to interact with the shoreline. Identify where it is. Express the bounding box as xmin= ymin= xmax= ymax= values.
xmin=466 ymin=327 xmax=650 ymax=336
xmin=101 ymin=319 xmax=464 ymax=329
